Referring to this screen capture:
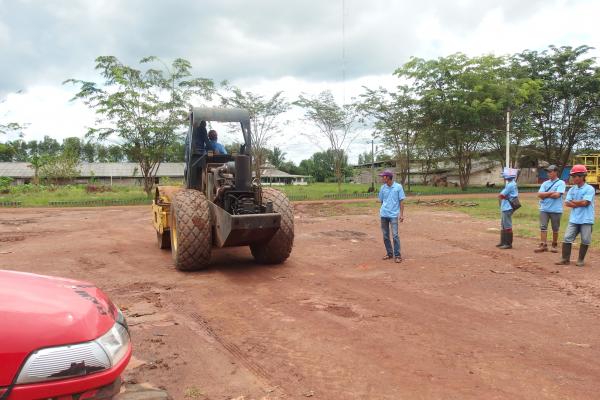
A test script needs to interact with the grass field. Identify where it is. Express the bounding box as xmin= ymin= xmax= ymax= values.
xmin=338 ymin=195 xmax=600 ymax=249
xmin=278 ymin=182 xmax=538 ymax=200
xmin=0 ymin=184 xmax=149 ymax=207
xmin=431 ymin=196 xmax=600 ymax=249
